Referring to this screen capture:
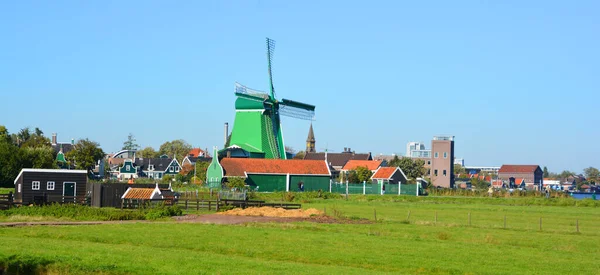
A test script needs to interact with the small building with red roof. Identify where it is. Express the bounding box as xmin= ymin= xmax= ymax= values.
xmin=498 ymin=165 xmax=543 ymax=187
xmin=206 ymin=156 xmax=331 ymax=192
xmin=121 ymin=183 xmax=177 ymax=201
xmin=370 ymin=167 xmax=408 ymax=184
